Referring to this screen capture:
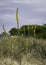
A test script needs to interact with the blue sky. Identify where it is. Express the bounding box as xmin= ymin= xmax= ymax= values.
xmin=0 ymin=0 xmax=46 ymax=33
